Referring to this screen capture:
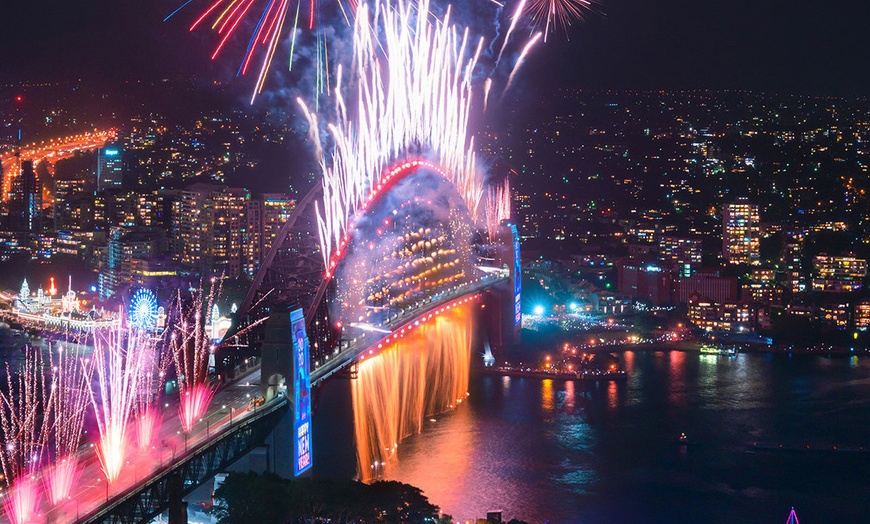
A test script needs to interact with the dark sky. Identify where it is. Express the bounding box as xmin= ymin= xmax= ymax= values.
xmin=2 ymin=0 xmax=870 ymax=96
